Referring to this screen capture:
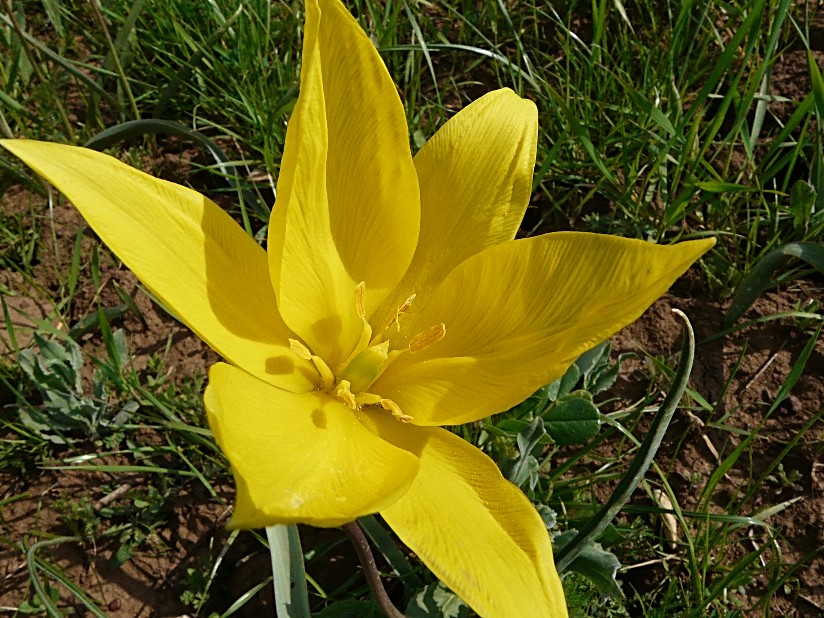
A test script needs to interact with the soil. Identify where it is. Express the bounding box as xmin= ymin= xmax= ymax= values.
xmin=609 ymin=282 xmax=824 ymax=616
